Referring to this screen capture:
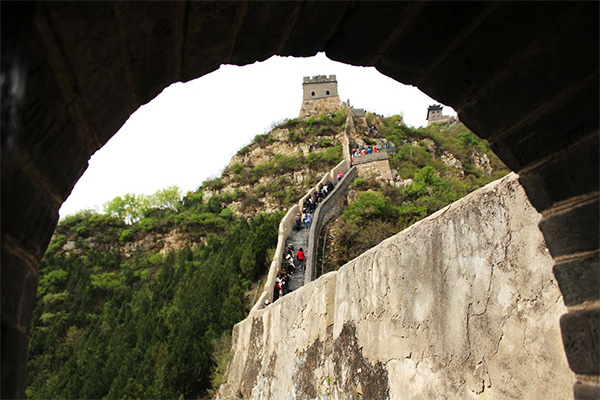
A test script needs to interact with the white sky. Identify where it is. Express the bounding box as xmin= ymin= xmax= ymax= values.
xmin=59 ymin=52 xmax=456 ymax=218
